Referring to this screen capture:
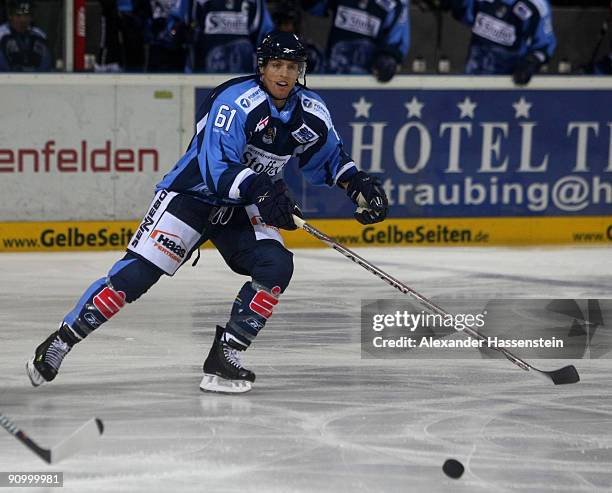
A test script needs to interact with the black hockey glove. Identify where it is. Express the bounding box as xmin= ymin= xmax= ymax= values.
xmin=245 ymin=174 xmax=302 ymax=230
xmin=372 ymin=54 xmax=398 ymax=83
xmin=345 ymin=171 xmax=389 ymax=225
xmin=513 ymin=53 xmax=541 ymax=86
